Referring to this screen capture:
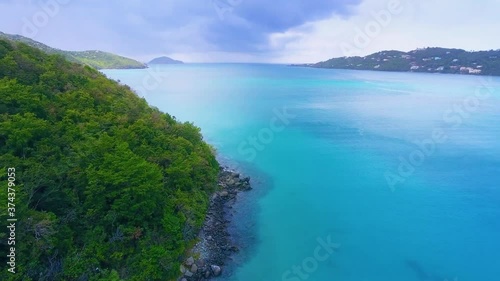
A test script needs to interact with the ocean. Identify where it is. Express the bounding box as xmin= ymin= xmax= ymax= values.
xmin=103 ymin=64 xmax=500 ymax=281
